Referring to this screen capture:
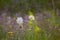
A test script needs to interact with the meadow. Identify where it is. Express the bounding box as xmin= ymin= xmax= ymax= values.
xmin=0 ymin=10 xmax=60 ymax=40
